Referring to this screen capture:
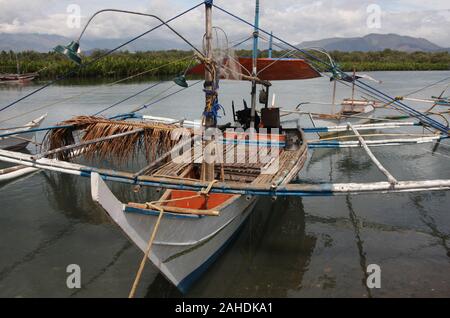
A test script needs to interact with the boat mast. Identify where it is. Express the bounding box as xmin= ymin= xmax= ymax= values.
xmin=202 ymin=0 xmax=215 ymax=181
xmin=249 ymin=0 xmax=260 ymax=129
xmin=331 ymin=81 xmax=337 ymax=115
xmin=15 ymin=53 xmax=20 ymax=75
